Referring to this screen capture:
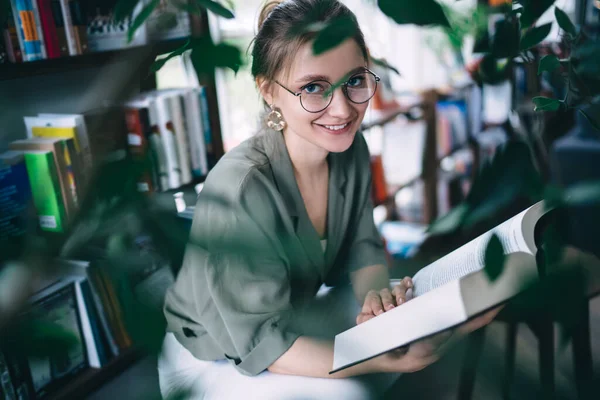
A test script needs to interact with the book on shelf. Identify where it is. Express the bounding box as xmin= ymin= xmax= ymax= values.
xmin=58 ymin=0 xmax=88 ymax=55
xmin=0 ymin=151 xmax=32 ymax=244
xmin=20 ymin=150 xmax=67 ymax=233
xmin=25 ymin=113 xmax=94 ymax=194
xmin=3 ymin=11 xmax=24 ymax=63
xmin=37 ymin=0 xmax=69 ymax=58
xmin=10 ymin=0 xmax=47 ymax=62
xmin=331 ymin=201 xmax=548 ymax=373
xmin=181 ymin=88 xmax=209 ymax=178
xmin=18 ymin=277 xmax=90 ymax=398
xmin=10 ymin=137 xmax=80 ymax=222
